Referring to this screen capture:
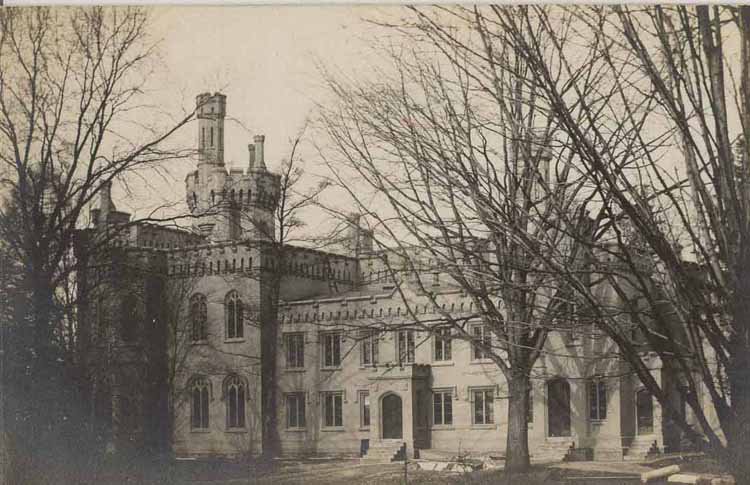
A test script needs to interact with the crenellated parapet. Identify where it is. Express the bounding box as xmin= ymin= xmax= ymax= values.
xmin=277 ymin=287 xmax=477 ymax=326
